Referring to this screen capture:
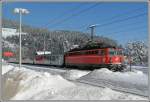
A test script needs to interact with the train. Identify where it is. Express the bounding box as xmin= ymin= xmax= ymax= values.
xmin=32 ymin=46 xmax=126 ymax=71
xmin=8 ymin=41 xmax=126 ymax=71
